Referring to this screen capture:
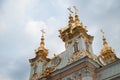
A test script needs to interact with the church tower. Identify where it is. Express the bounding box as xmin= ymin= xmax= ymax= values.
xmin=59 ymin=7 xmax=96 ymax=63
xmin=29 ymin=30 xmax=50 ymax=80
